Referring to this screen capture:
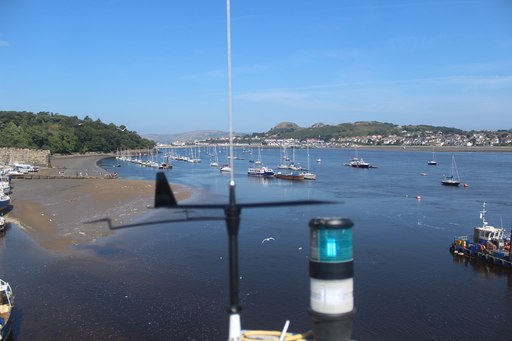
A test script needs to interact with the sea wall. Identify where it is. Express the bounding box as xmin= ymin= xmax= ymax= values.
xmin=0 ymin=147 xmax=51 ymax=167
